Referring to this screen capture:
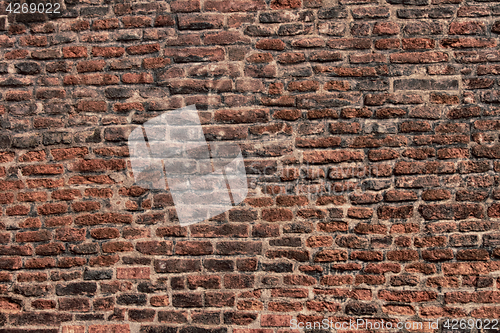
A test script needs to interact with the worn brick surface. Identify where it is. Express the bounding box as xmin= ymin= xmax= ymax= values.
xmin=0 ymin=0 xmax=499 ymax=331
